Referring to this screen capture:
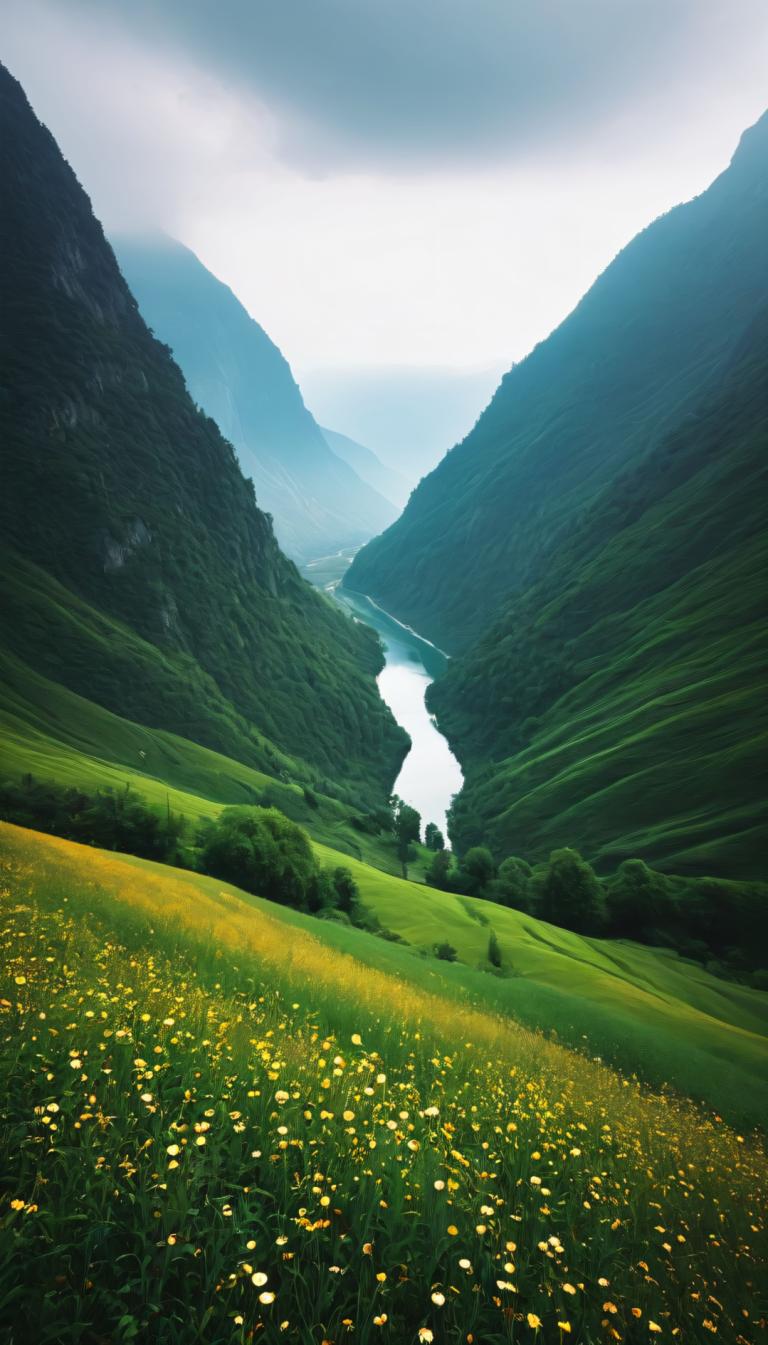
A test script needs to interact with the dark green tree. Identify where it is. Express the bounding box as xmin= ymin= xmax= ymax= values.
xmin=425 ymin=849 xmax=452 ymax=890
xmin=490 ymin=856 xmax=534 ymax=911
xmin=452 ymin=845 xmax=496 ymax=897
xmin=487 ymin=930 xmax=502 ymax=968
xmin=539 ymin=848 xmax=606 ymax=935
xmin=424 ymin=823 xmax=445 ymax=851
xmin=392 ymin=797 xmax=421 ymax=877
